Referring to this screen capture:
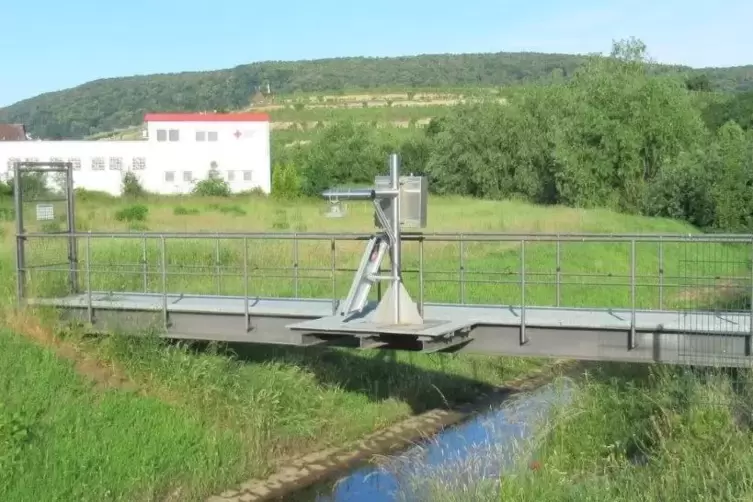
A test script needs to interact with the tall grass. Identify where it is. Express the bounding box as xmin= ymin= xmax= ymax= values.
xmin=418 ymin=364 xmax=753 ymax=501
xmin=17 ymin=195 xmax=752 ymax=314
